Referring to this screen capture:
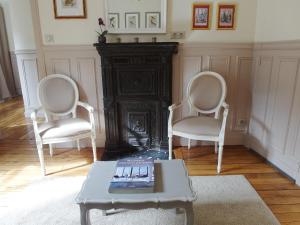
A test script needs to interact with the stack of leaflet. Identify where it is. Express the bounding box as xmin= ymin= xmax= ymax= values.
xmin=108 ymin=158 xmax=155 ymax=193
